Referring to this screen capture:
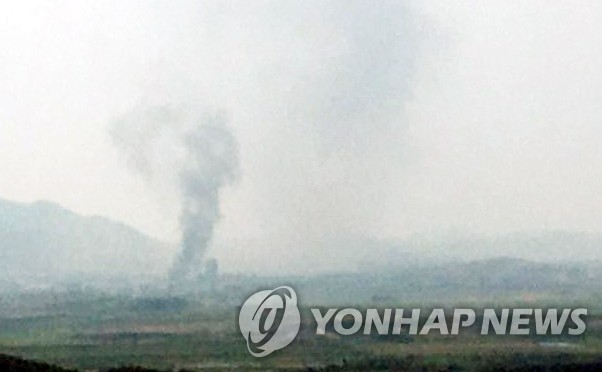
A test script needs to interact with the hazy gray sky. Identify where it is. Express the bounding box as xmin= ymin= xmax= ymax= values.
xmin=1 ymin=1 xmax=602 ymax=273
